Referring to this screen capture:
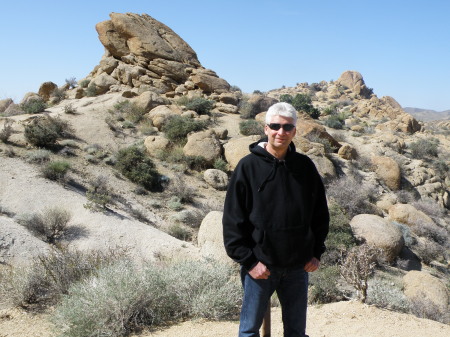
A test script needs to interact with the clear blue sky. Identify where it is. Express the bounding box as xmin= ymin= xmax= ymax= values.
xmin=1 ymin=0 xmax=449 ymax=111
